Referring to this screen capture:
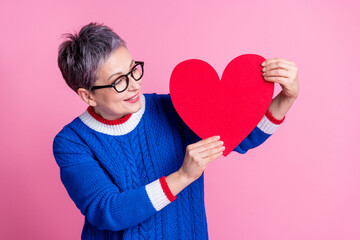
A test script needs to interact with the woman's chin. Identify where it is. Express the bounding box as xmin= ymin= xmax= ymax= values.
xmin=128 ymin=101 xmax=142 ymax=114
